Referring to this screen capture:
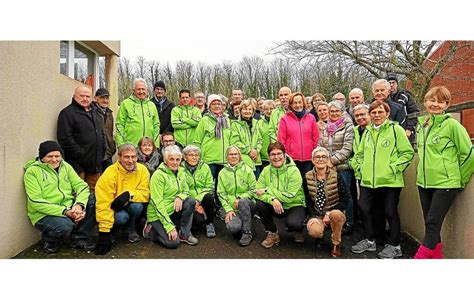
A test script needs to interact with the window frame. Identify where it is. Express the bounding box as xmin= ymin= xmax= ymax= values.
xmin=60 ymin=41 xmax=99 ymax=88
